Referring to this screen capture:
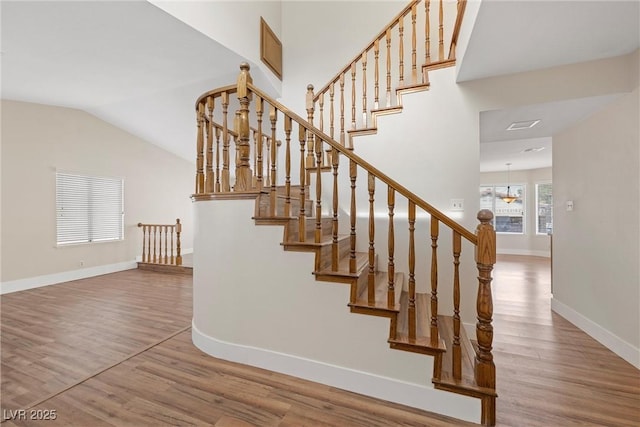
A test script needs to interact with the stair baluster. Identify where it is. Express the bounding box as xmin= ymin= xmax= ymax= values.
xmin=205 ymin=97 xmax=214 ymax=193
xmin=374 ymin=40 xmax=380 ymax=109
xmin=215 ymin=127 xmax=221 ymax=192
xmin=367 ymin=173 xmax=376 ymax=304
xmin=399 ymin=15 xmax=405 ymax=85
xmin=387 ymin=186 xmax=396 ymax=309
xmin=438 ymin=0 xmax=445 ymax=61
xmin=221 ymin=92 xmax=230 ymax=192
xmin=298 ymin=124 xmax=307 ymax=242
xmin=411 ymin=4 xmax=418 ymax=84
xmin=452 ymin=230 xmax=462 ymax=379
xmin=408 ymin=200 xmax=416 ymax=340
xmin=340 ymin=74 xmax=345 ymax=146
xmin=430 ymin=216 xmax=439 ymax=344
xmin=196 ymin=103 xmax=205 ymax=193
xmin=284 ymin=117 xmax=292 ymax=217
xmin=270 ymin=106 xmax=278 ymax=217
xmin=424 ymin=0 xmax=431 ymax=83
xmin=331 ymin=147 xmax=339 ymax=271
xmin=315 ymin=135 xmax=323 ymax=243
xmin=349 ymin=159 xmax=357 ymax=273
xmin=256 ymin=97 xmax=264 ymax=191
xmin=362 ymin=52 xmax=368 ymax=127
xmin=306 ymin=85 xmax=315 ymax=168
